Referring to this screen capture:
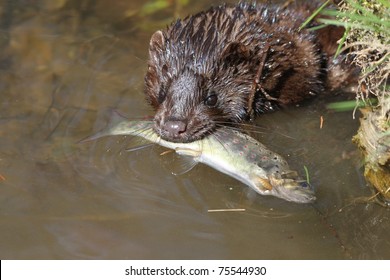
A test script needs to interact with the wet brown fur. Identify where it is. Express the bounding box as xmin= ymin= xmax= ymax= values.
xmin=144 ymin=2 xmax=353 ymax=142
